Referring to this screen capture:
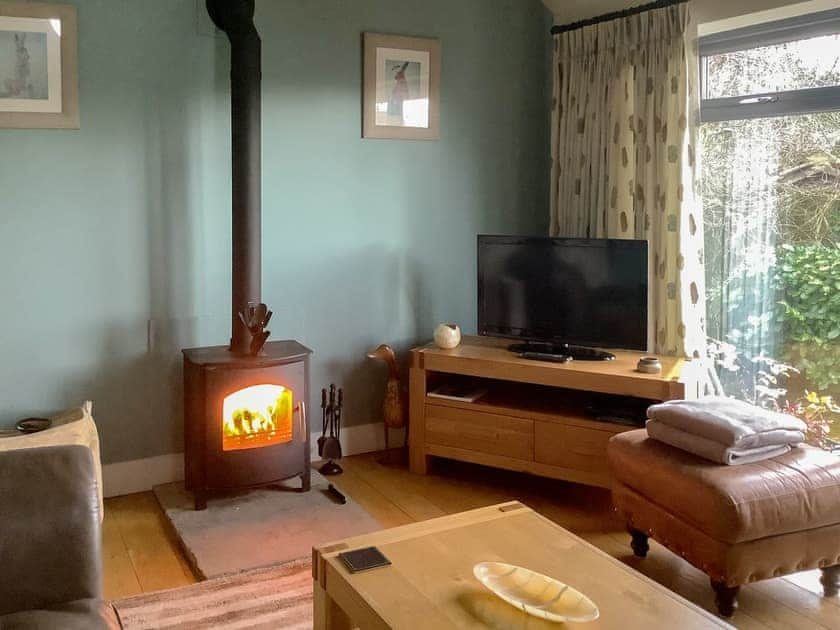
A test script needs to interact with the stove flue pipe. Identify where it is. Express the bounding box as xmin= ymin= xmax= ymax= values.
xmin=207 ymin=0 xmax=262 ymax=355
